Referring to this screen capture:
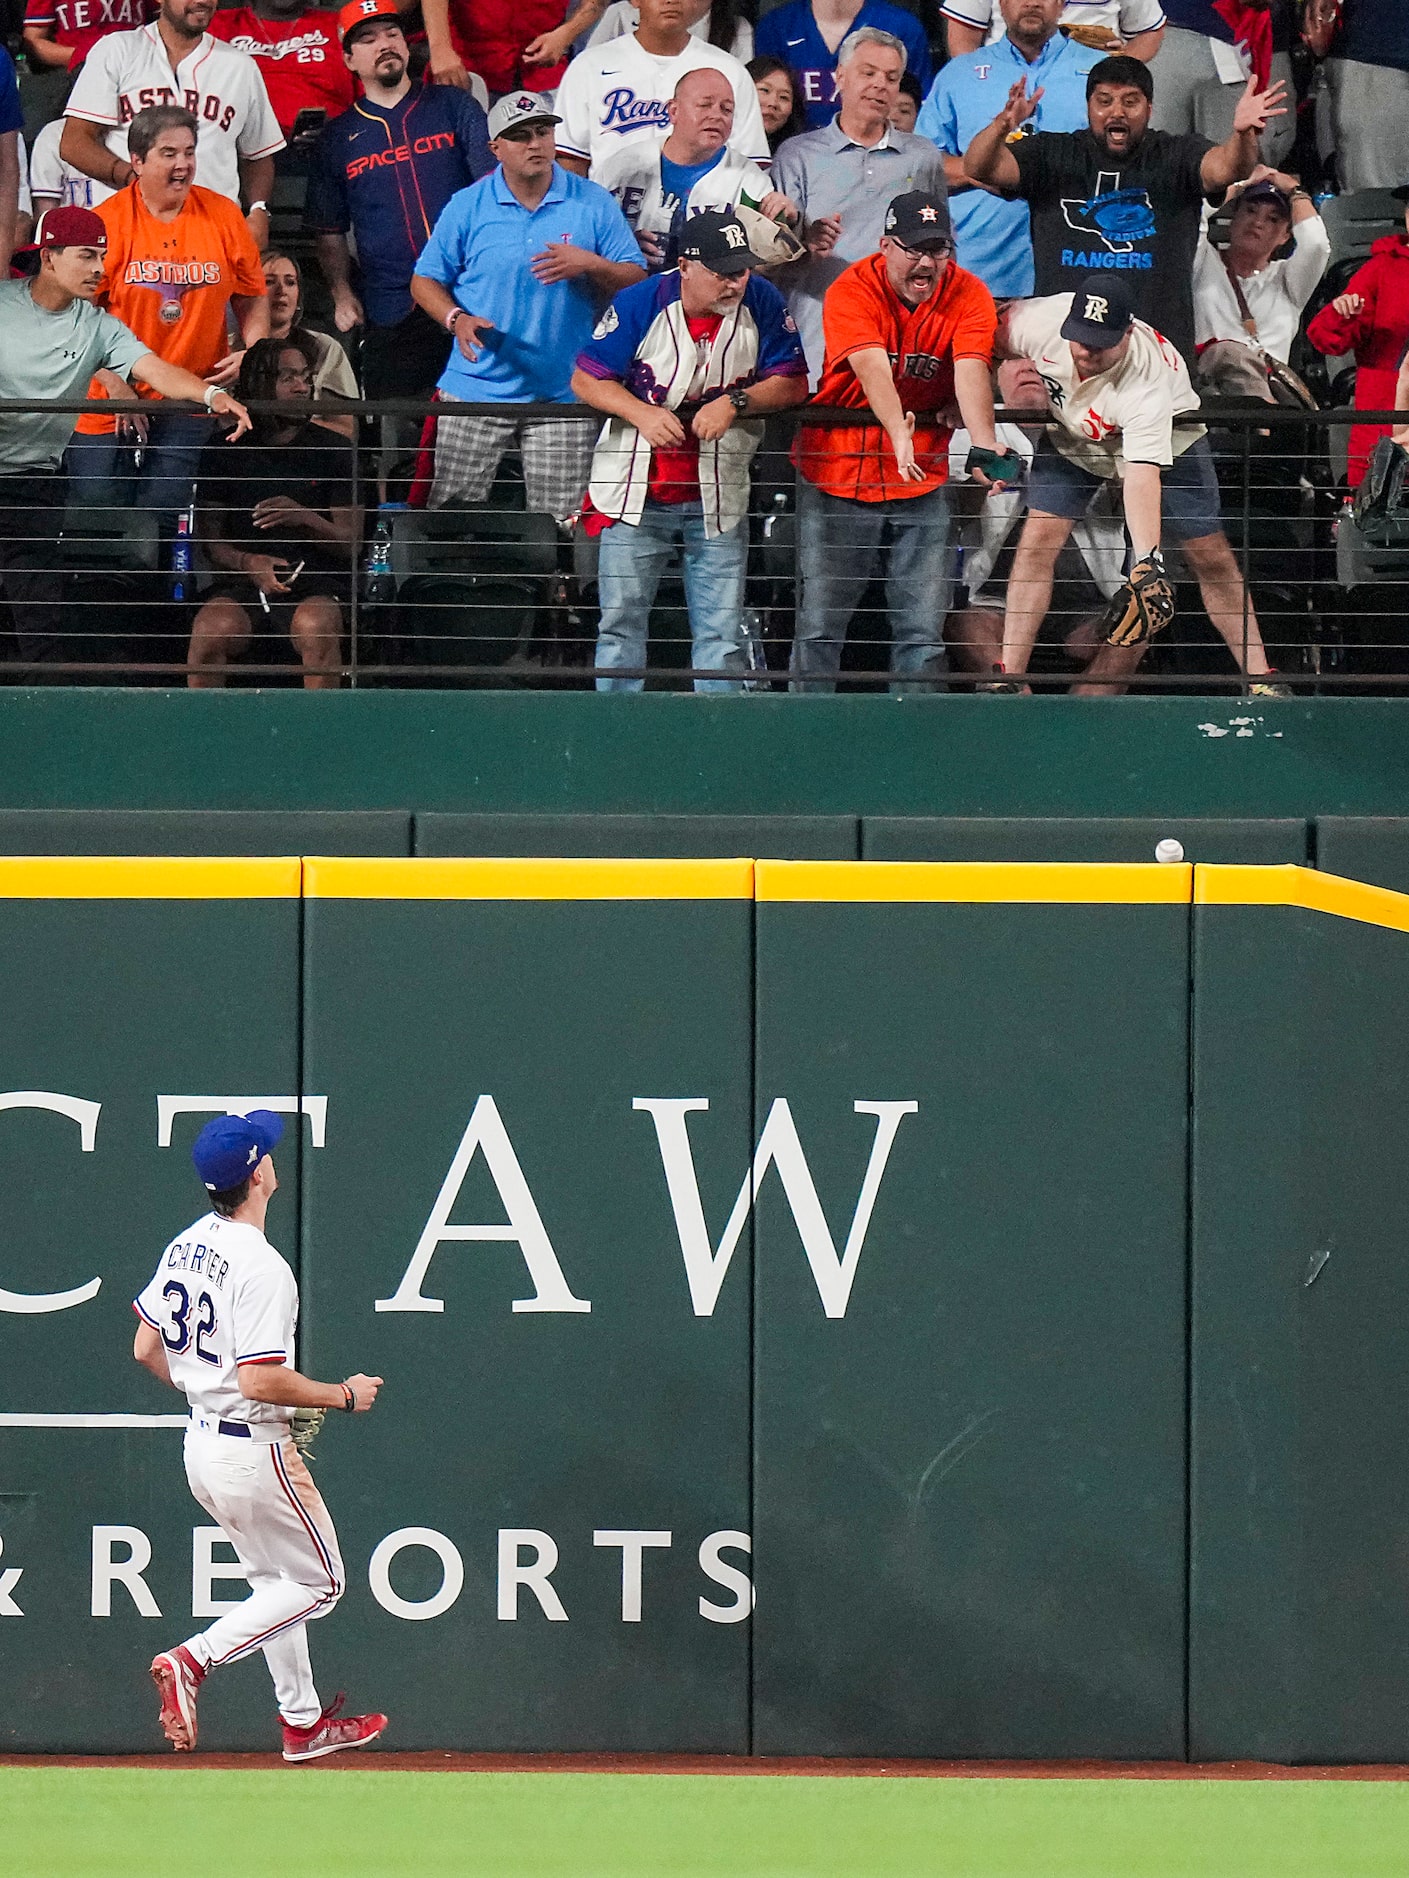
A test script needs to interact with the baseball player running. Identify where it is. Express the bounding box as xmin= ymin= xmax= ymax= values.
xmin=132 ymin=1110 xmax=387 ymax=1761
